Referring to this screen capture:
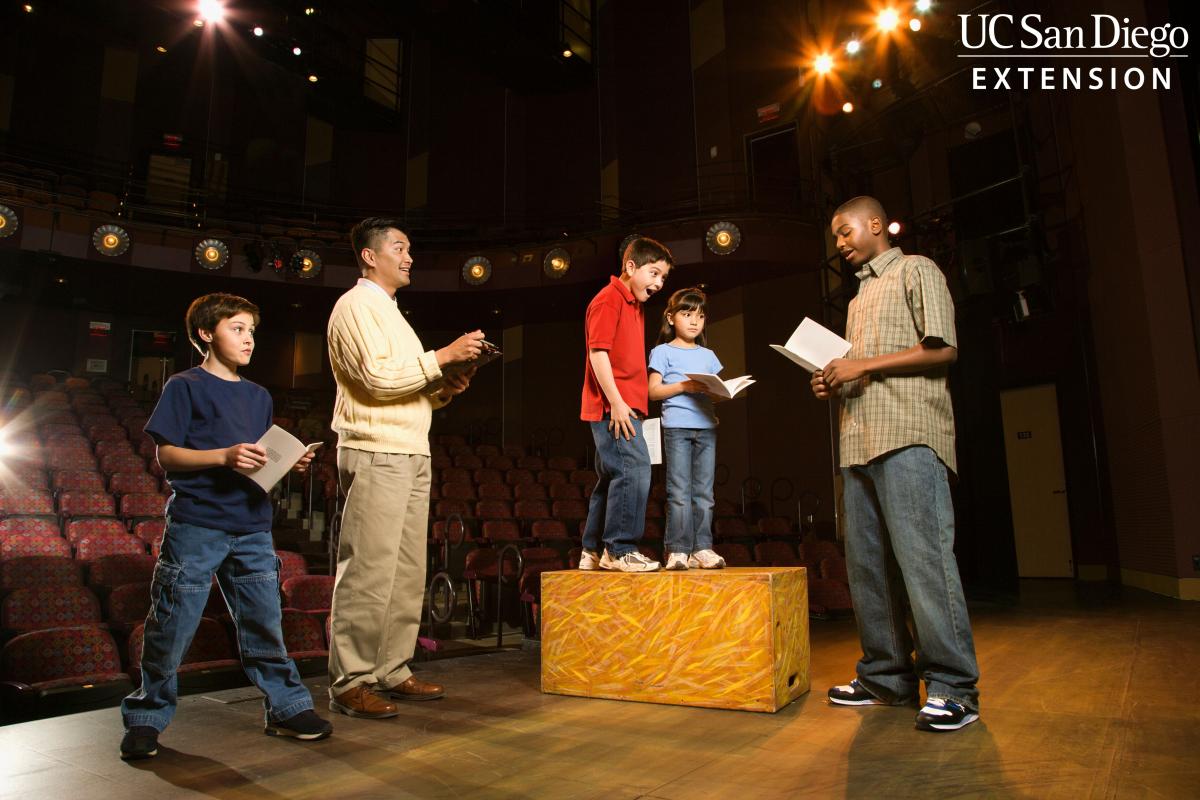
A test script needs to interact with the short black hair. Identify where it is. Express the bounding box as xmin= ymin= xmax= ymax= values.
xmin=621 ymin=236 xmax=674 ymax=273
xmin=833 ymin=196 xmax=888 ymax=225
xmin=185 ymin=293 xmax=259 ymax=355
xmin=350 ymin=217 xmax=407 ymax=267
